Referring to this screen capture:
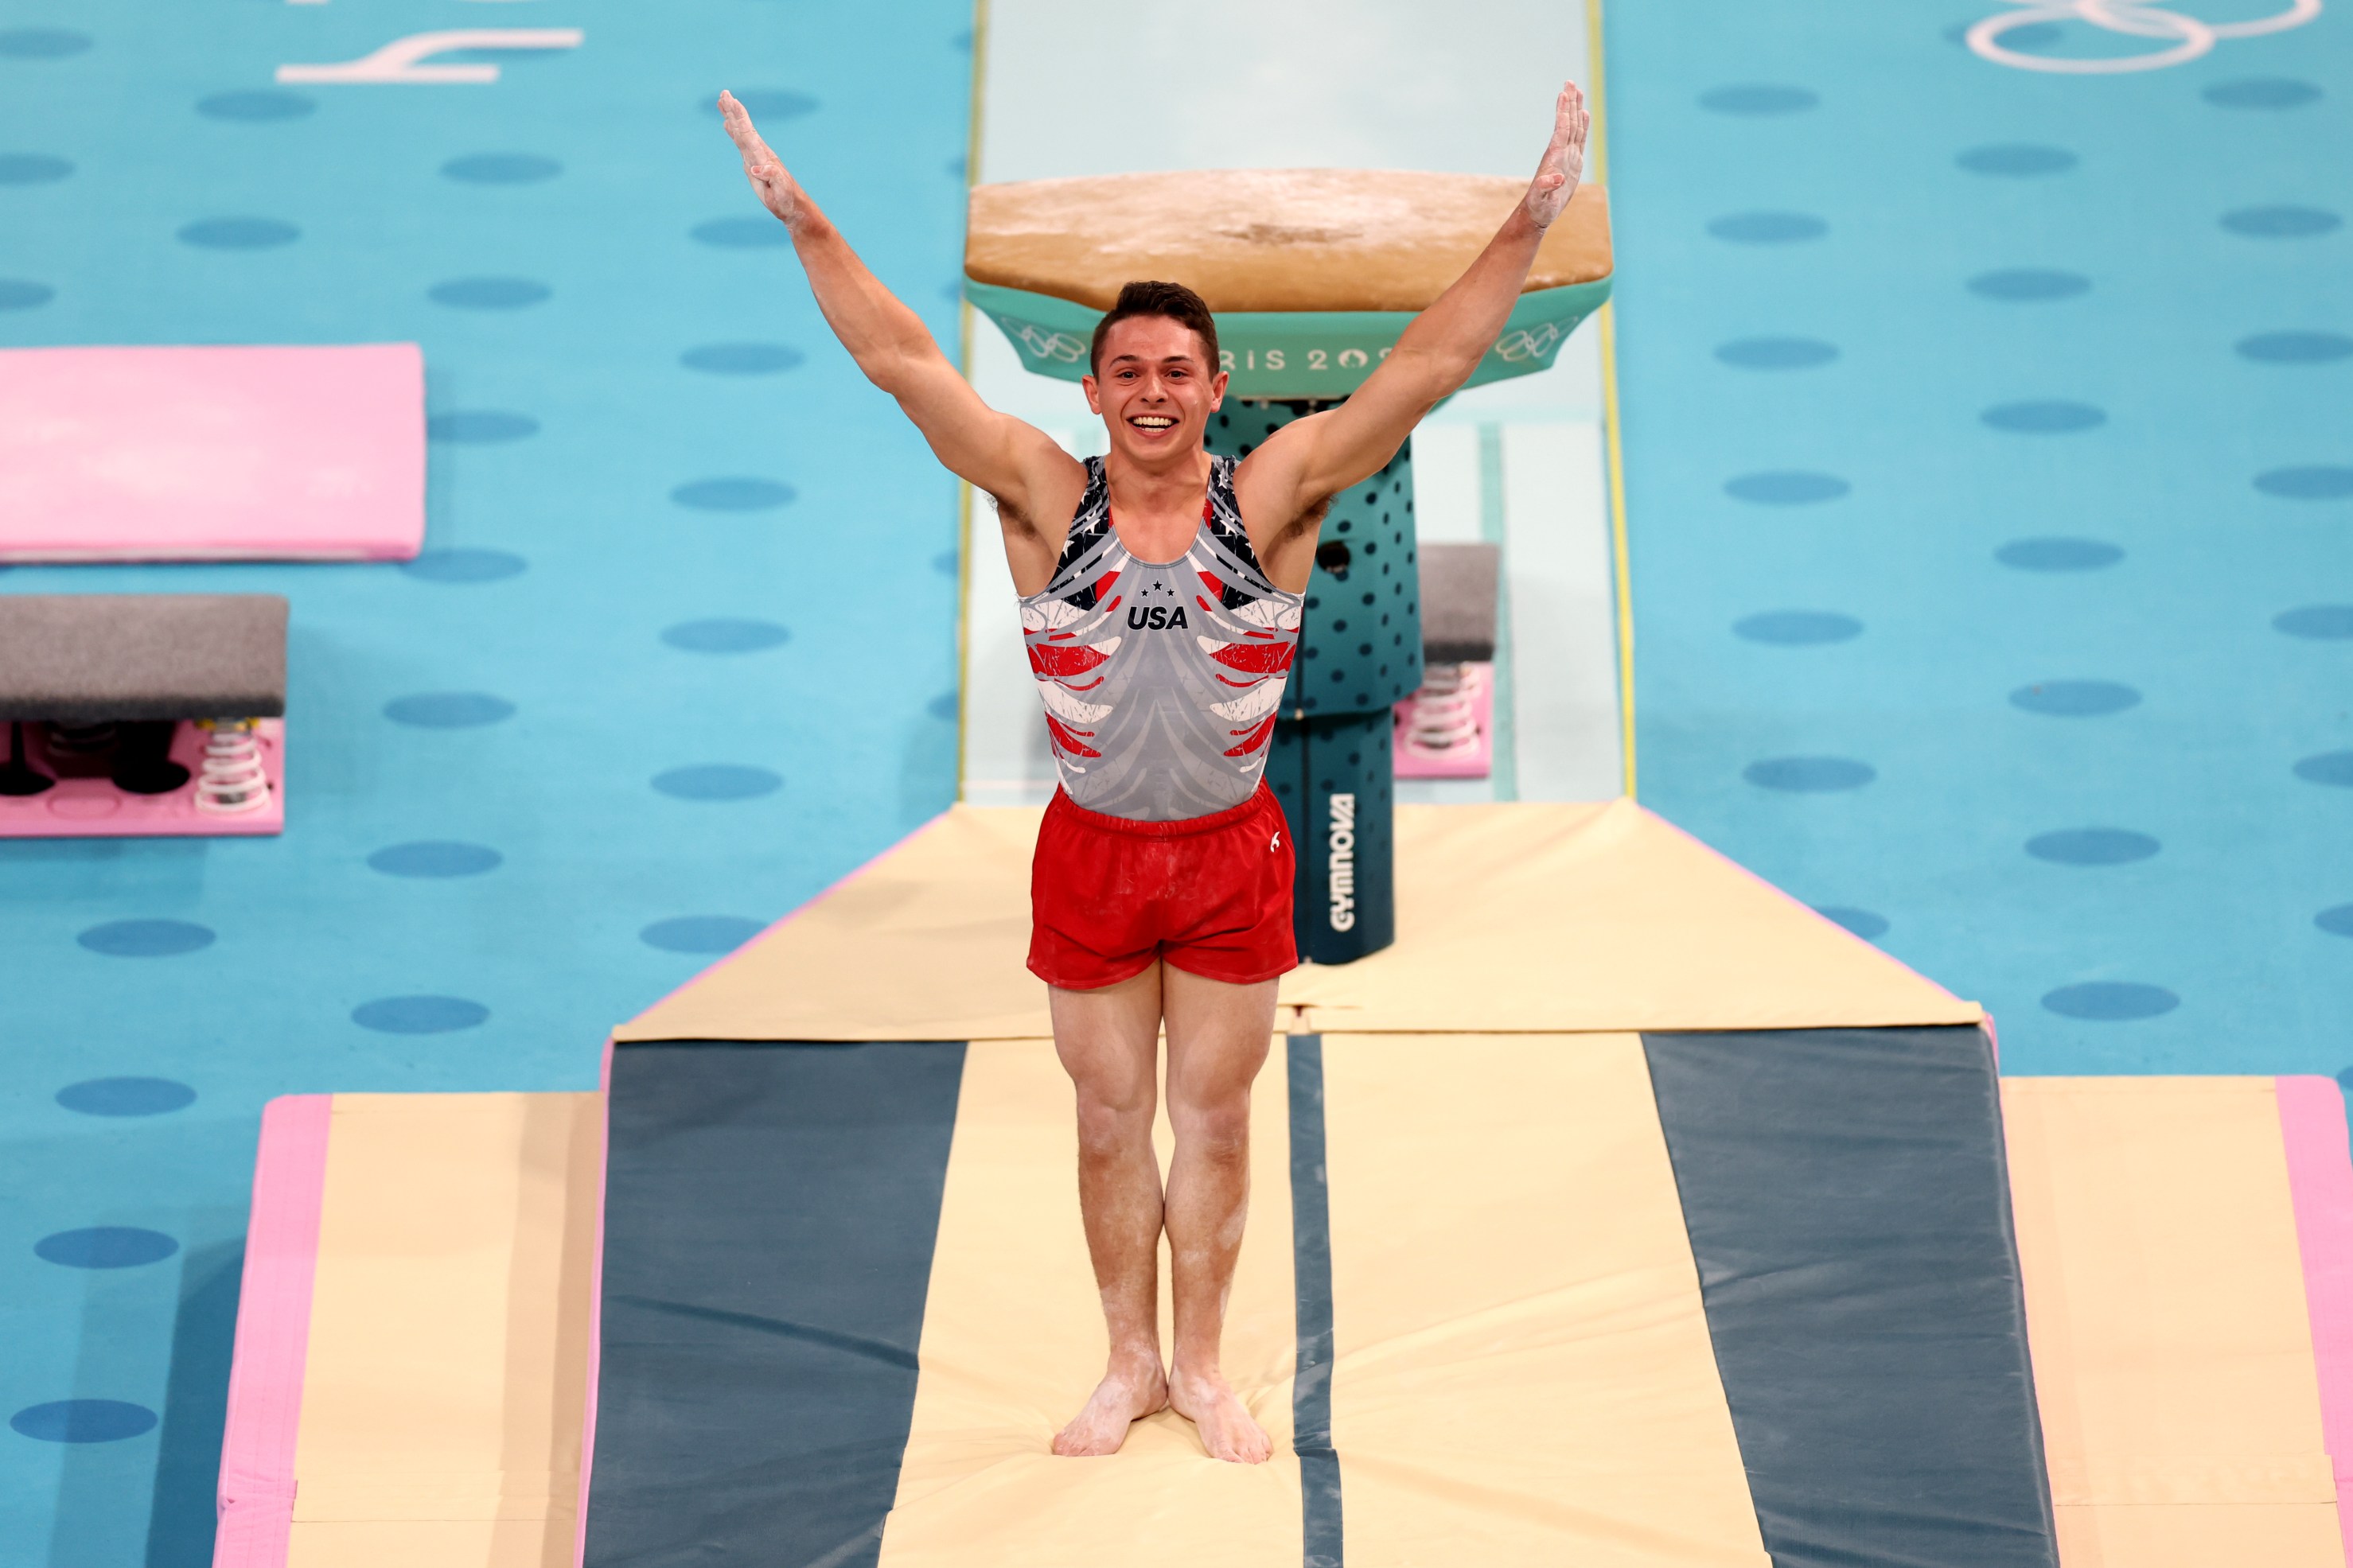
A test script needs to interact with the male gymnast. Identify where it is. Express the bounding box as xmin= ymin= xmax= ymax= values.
xmin=717 ymin=81 xmax=1588 ymax=1464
